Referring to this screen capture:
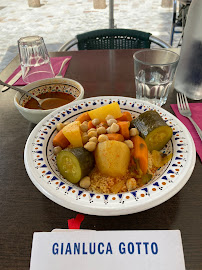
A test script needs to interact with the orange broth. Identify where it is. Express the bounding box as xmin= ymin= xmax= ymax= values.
xmin=24 ymin=92 xmax=75 ymax=110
